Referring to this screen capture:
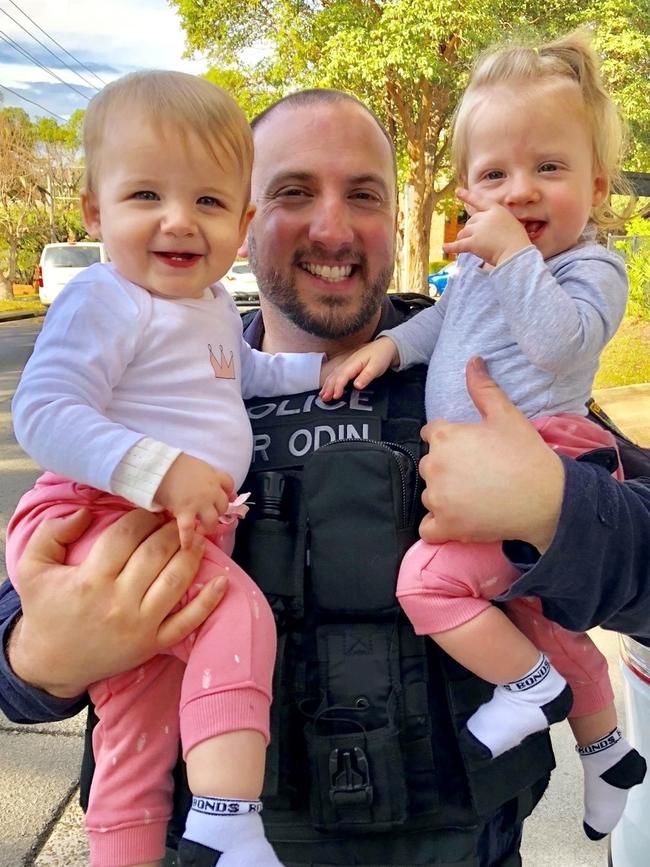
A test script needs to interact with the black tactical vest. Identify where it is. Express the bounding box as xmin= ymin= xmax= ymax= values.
xmin=81 ymin=299 xmax=554 ymax=867
xmin=224 ymin=326 xmax=553 ymax=865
